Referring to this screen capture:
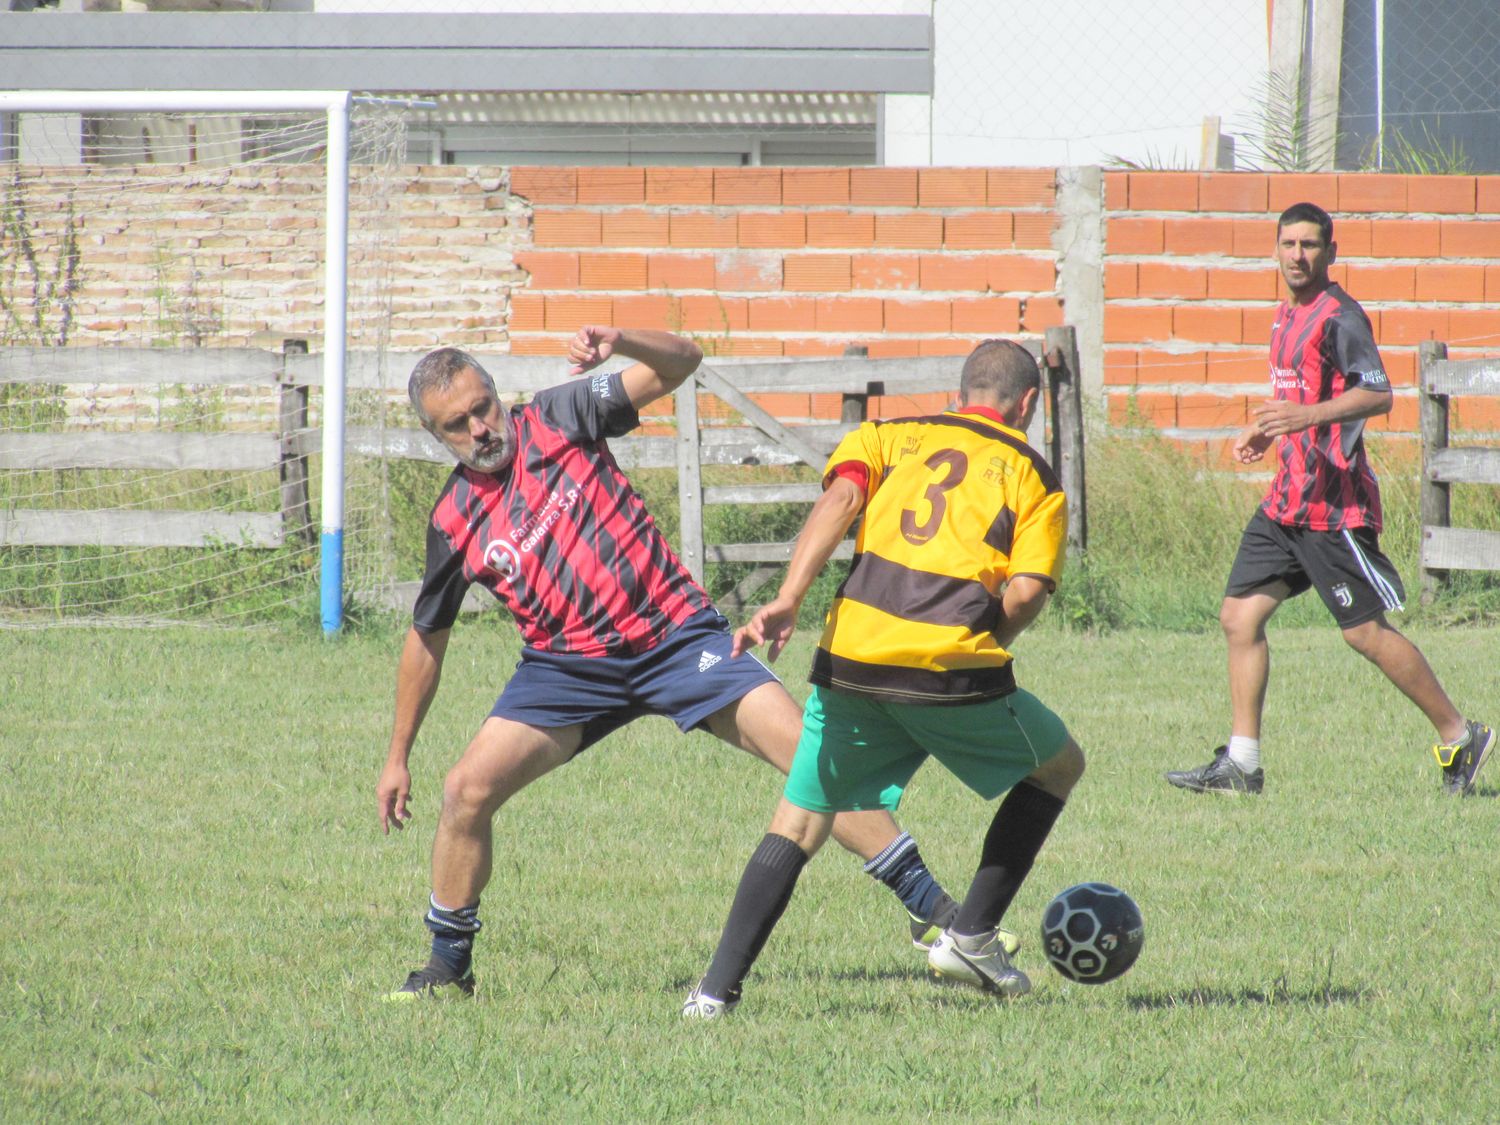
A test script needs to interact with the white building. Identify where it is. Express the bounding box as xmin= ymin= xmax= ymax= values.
xmin=3 ymin=0 xmax=1498 ymax=172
